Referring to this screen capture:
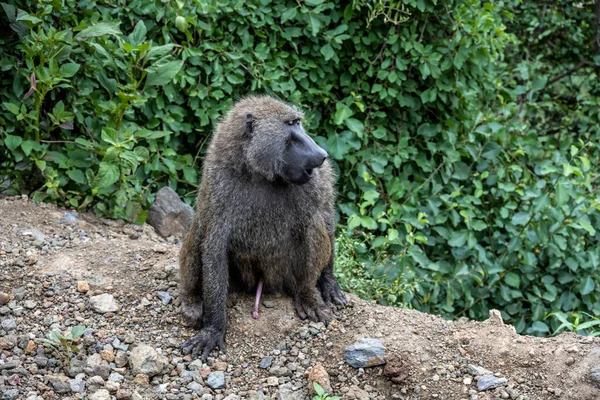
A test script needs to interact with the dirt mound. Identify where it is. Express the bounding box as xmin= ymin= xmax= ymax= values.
xmin=1 ymin=196 xmax=599 ymax=400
